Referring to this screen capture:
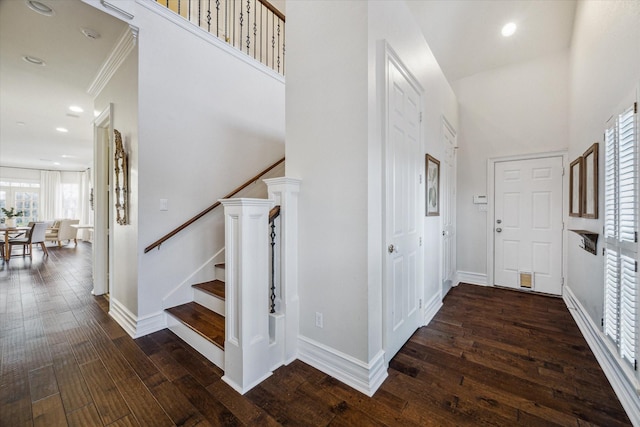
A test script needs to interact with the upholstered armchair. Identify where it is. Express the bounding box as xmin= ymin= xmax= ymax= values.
xmin=45 ymin=219 xmax=79 ymax=247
